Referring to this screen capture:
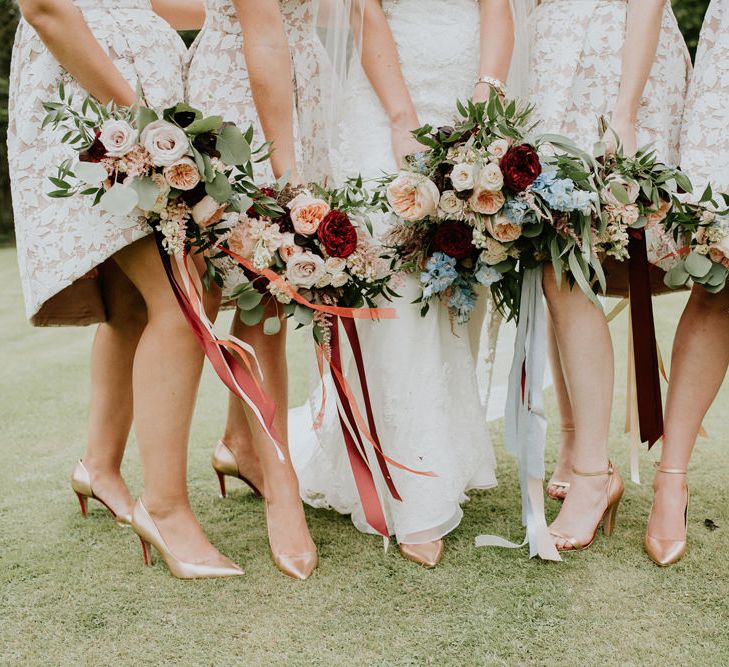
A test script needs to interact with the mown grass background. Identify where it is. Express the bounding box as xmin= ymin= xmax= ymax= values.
xmin=2 ymin=244 xmax=729 ymax=666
